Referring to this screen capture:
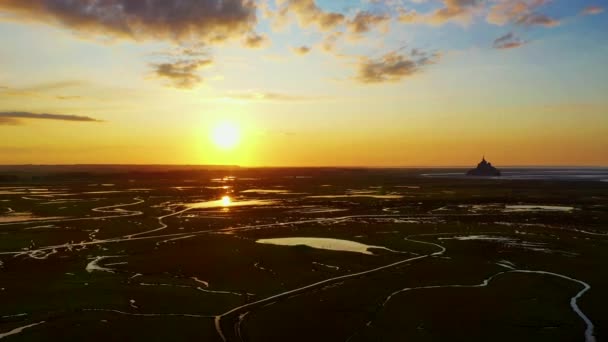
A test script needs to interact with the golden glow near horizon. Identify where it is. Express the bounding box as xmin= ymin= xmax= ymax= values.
xmin=211 ymin=122 xmax=241 ymax=151
xmin=0 ymin=1 xmax=607 ymax=166
xmin=221 ymin=195 xmax=232 ymax=207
